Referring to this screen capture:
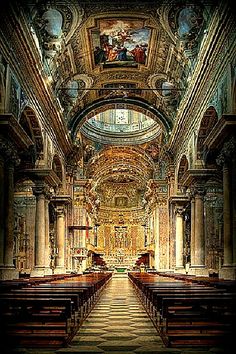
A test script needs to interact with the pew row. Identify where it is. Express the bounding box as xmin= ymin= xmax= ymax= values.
xmin=0 ymin=272 xmax=112 ymax=350
xmin=128 ymin=272 xmax=236 ymax=348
